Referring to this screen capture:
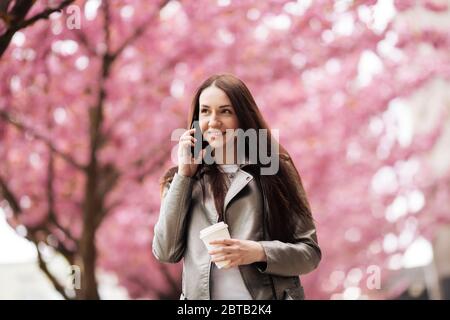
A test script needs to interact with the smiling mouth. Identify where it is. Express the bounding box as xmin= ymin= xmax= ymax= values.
xmin=207 ymin=131 xmax=225 ymax=137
